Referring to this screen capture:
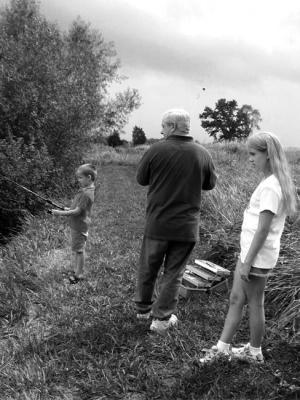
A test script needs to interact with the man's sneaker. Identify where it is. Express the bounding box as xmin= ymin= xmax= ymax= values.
xmin=199 ymin=345 xmax=232 ymax=364
xmin=232 ymin=343 xmax=264 ymax=363
xmin=136 ymin=310 xmax=152 ymax=320
xmin=150 ymin=314 xmax=178 ymax=333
